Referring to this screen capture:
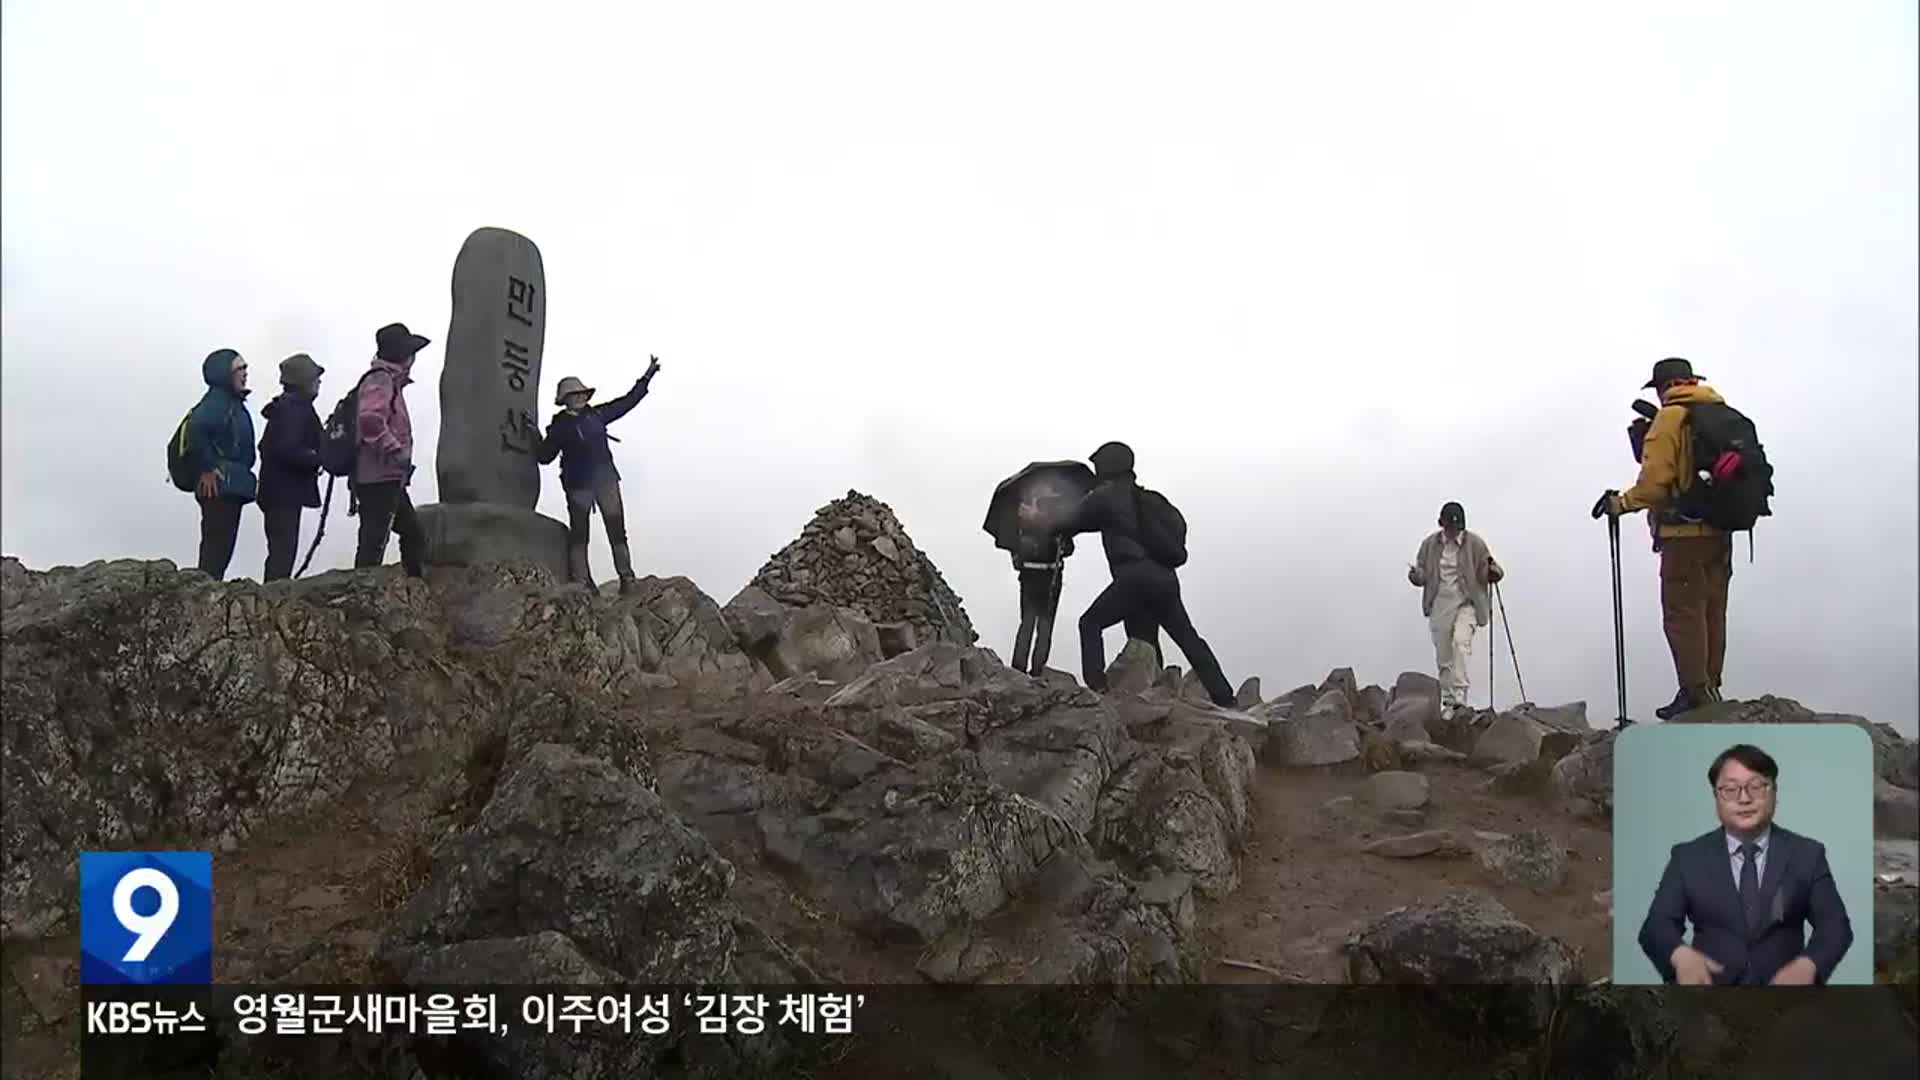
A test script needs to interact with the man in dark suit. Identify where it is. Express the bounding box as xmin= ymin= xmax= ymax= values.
xmin=1638 ymin=743 xmax=1854 ymax=985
